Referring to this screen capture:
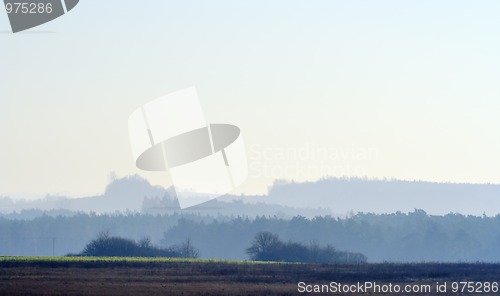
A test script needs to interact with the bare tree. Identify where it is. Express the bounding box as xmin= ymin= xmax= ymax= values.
xmin=178 ymin=238 xmax=200 ymax=258
xmin=246 ymin=231 xmax=281 ymax=260
xmin=138 ymin=237 xmax=152 ymax=249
